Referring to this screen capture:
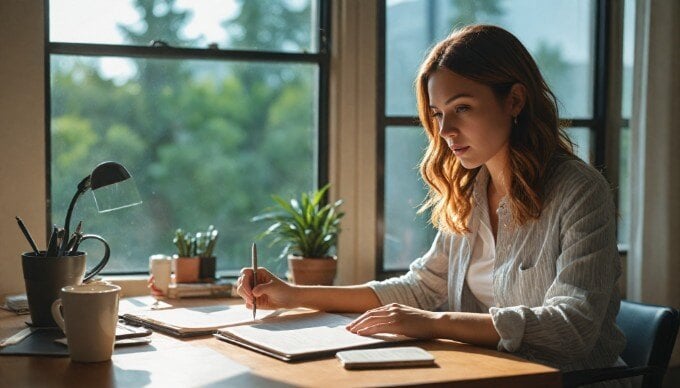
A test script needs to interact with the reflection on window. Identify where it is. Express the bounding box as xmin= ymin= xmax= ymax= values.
xmin=49 ymin=1 xmax=321 ymax=274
